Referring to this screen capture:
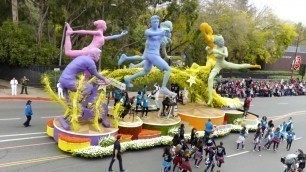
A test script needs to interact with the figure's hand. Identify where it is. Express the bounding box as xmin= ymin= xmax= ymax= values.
xmin=103 ymin=79 xmax=111 ymax=86
xmin=121 ymin=30 xmax=128 ymax=35
xmin=168 ymin=38 xmax=172 ymax=45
